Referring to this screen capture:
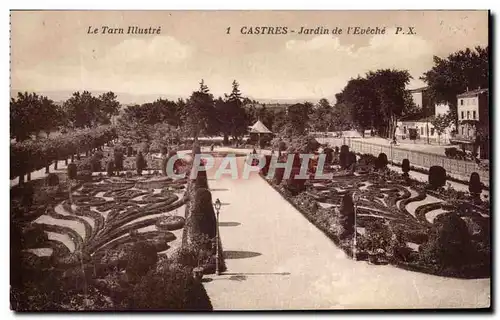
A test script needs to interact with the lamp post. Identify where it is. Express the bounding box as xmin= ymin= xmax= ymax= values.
xmin=352 ymin=191 xmax=360 ymax=261
xmin=214 ymin=198 xmax=222 ymax=275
